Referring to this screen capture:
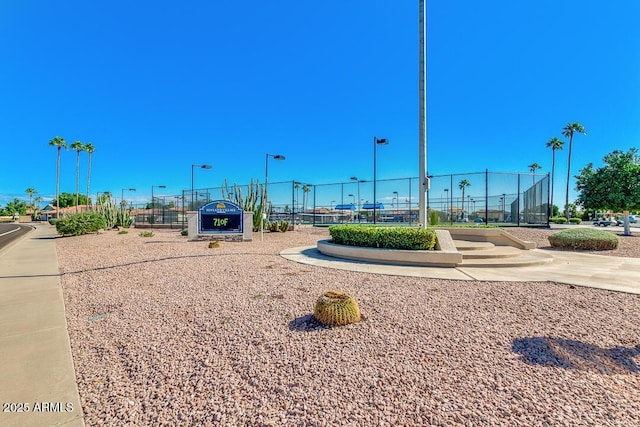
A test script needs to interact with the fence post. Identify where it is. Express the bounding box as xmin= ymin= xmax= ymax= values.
xmin=517 ymin=174 xmax=521 ymax=227
xmin=485 ymin=169 xmax=489 ymax=224
xmin=313 ymin=185 xmax=316 ymax=226
xmin=408 ymin=177 xmax=412 ymax=225
xmin=291 ymin=181 xmax=295 ymax=228
xmin=449 ymin=174 xmax=453 ymax=224
xmin=547 ymin=172 xmax=551 ymax=225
